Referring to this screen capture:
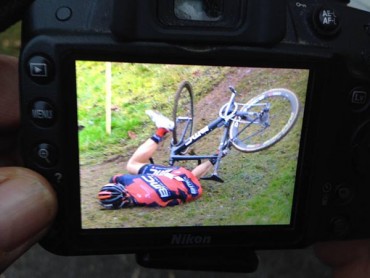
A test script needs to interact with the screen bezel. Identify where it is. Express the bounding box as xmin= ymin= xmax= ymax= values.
xmin=59 ymin=49 xmax=317 ymax=253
